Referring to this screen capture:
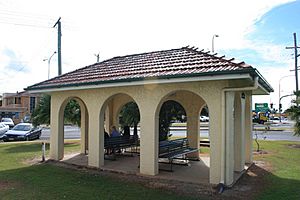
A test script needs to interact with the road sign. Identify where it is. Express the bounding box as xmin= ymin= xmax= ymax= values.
xmin=255 ymin=103 xmax=269 ymax=112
